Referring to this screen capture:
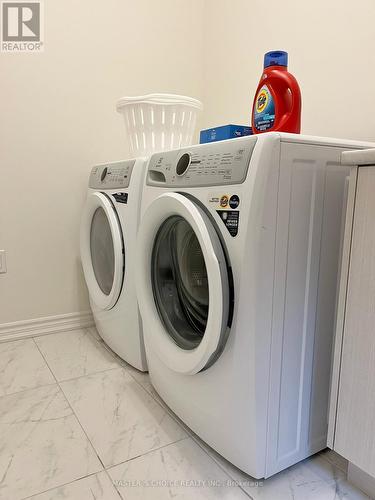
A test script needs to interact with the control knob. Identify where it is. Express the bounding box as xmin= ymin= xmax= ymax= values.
xmin=176 ymin=153 xmax=191 ymax=176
